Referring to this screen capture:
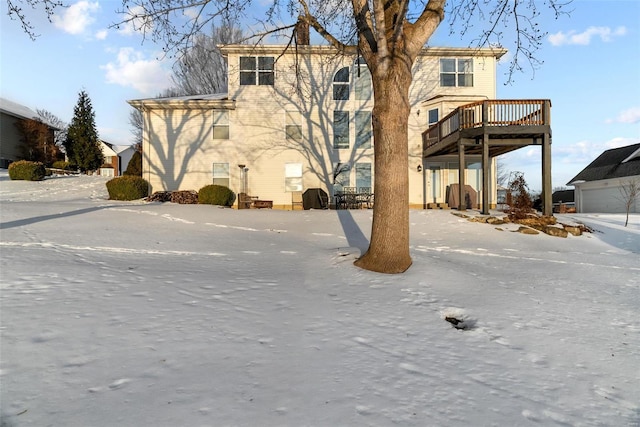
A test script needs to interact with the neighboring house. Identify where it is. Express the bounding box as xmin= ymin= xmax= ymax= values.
xmin=99 ymin=140 xmax=136 ymax=177
xmin=99 ymin=140 xmax=118 ymax=177
xmin=568 ymin=143 xmax=640 ymax=213
xmin=129 ymin=28 xmax=552 ymax=211
xmin=0 ymin=97 xmax=57 ymax=168
xmin=552 ymin=189 xmax=575 ymax=213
